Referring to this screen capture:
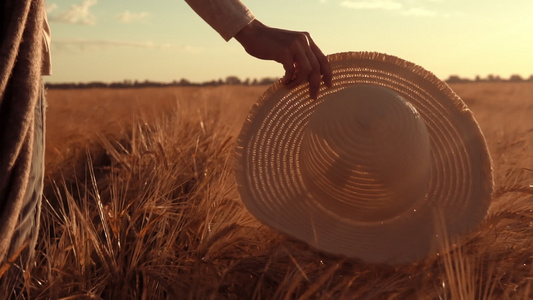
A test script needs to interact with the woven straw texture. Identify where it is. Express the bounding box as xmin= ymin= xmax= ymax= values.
xmin=234 ymin=52 xmax=493 ymax=263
